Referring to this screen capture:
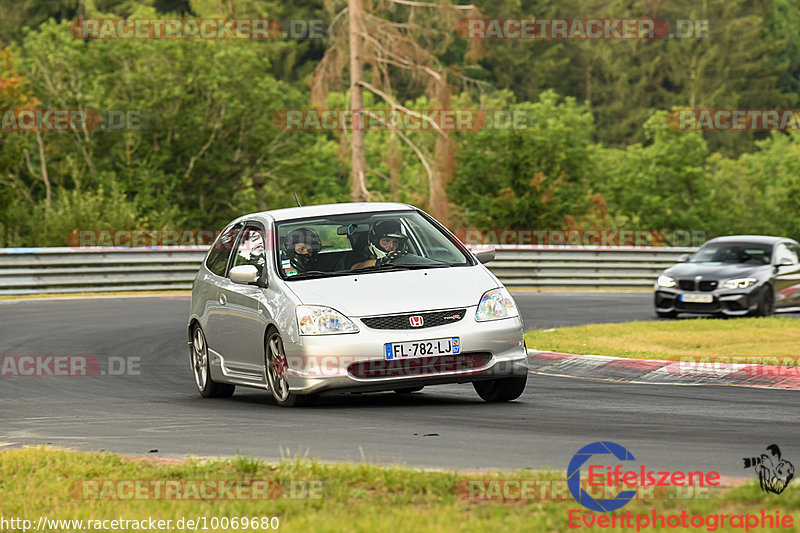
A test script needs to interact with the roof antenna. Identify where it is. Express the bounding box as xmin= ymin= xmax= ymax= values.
xmin=293 ymin=191 xmax=302 ymax=207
